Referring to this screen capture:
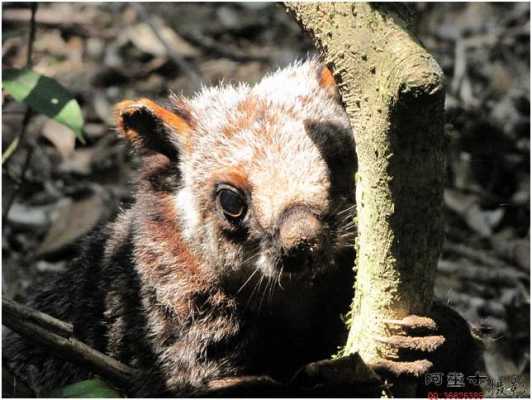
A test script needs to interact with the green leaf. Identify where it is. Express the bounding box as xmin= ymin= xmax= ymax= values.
xmin=51 ymin=378 xmax=122 ymax=398
xmin=3 ymin=68 xmax=85 ymax=142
